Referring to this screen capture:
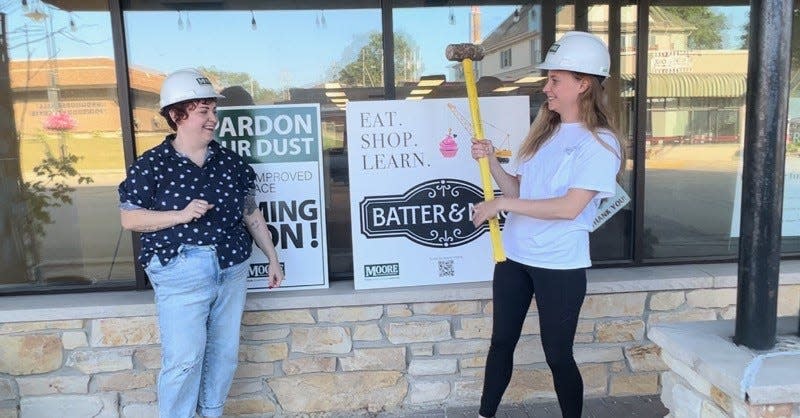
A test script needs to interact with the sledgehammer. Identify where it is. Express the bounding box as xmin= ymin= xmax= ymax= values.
xmin=446 ymin=43 xmax=506 ymax=263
